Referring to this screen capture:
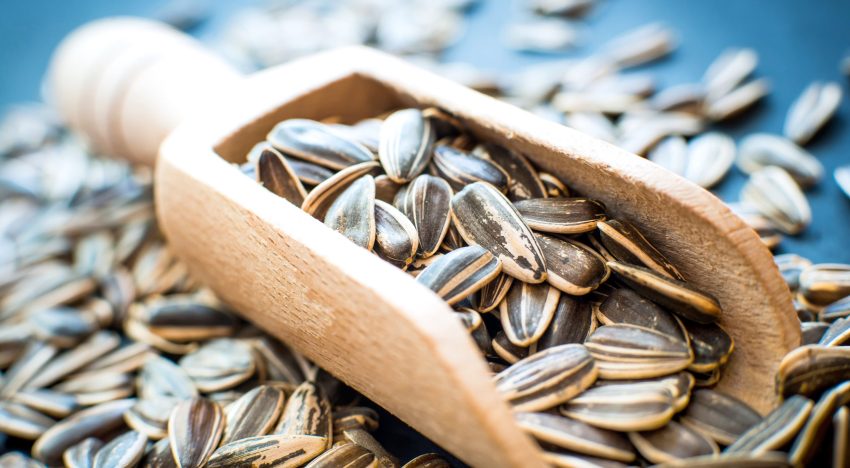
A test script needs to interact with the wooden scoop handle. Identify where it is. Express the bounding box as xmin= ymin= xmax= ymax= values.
xmin=46 ymin=17 xmax=242 ymax=166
